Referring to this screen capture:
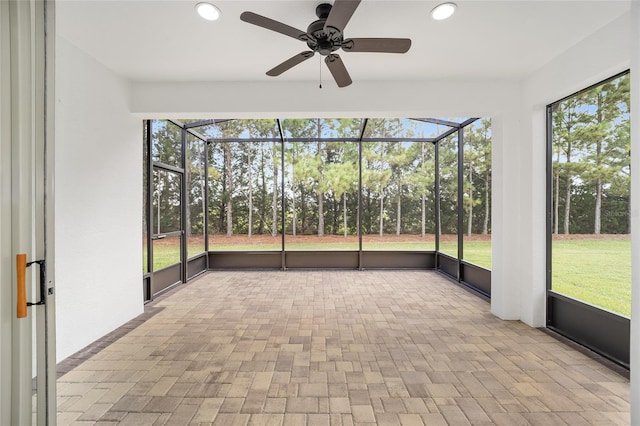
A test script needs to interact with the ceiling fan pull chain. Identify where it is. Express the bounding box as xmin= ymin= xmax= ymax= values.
xmin=319 ymin=55 xmax=323 ymax=89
